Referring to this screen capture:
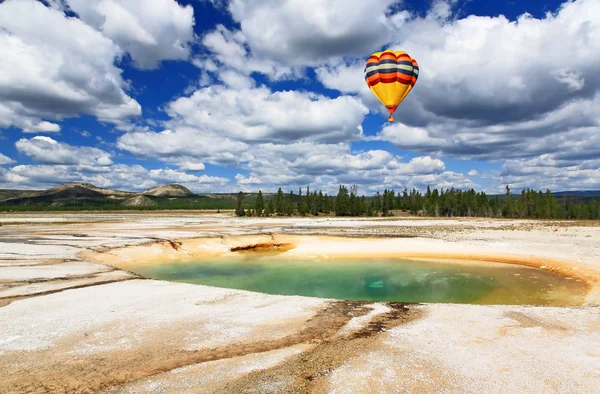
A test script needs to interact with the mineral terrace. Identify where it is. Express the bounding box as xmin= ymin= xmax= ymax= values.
xmin=1 ymin=212 xmax=599 ymax=393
